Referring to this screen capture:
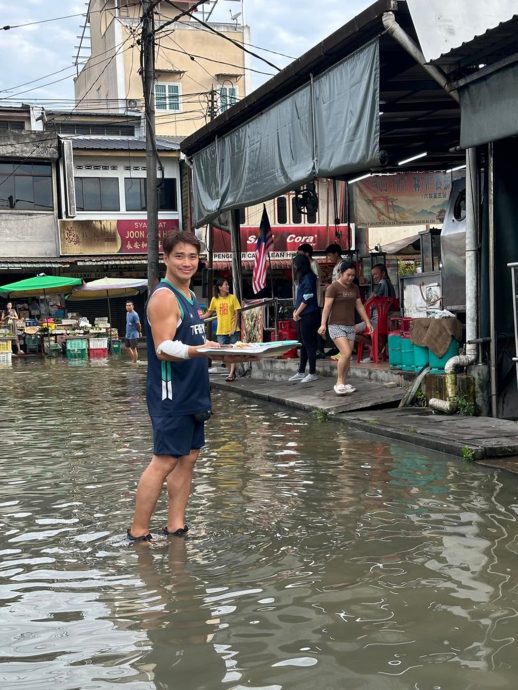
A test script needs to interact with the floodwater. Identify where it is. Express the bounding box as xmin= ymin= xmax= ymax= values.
xmin=1 ymin=357 xmax=518 ymax=690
